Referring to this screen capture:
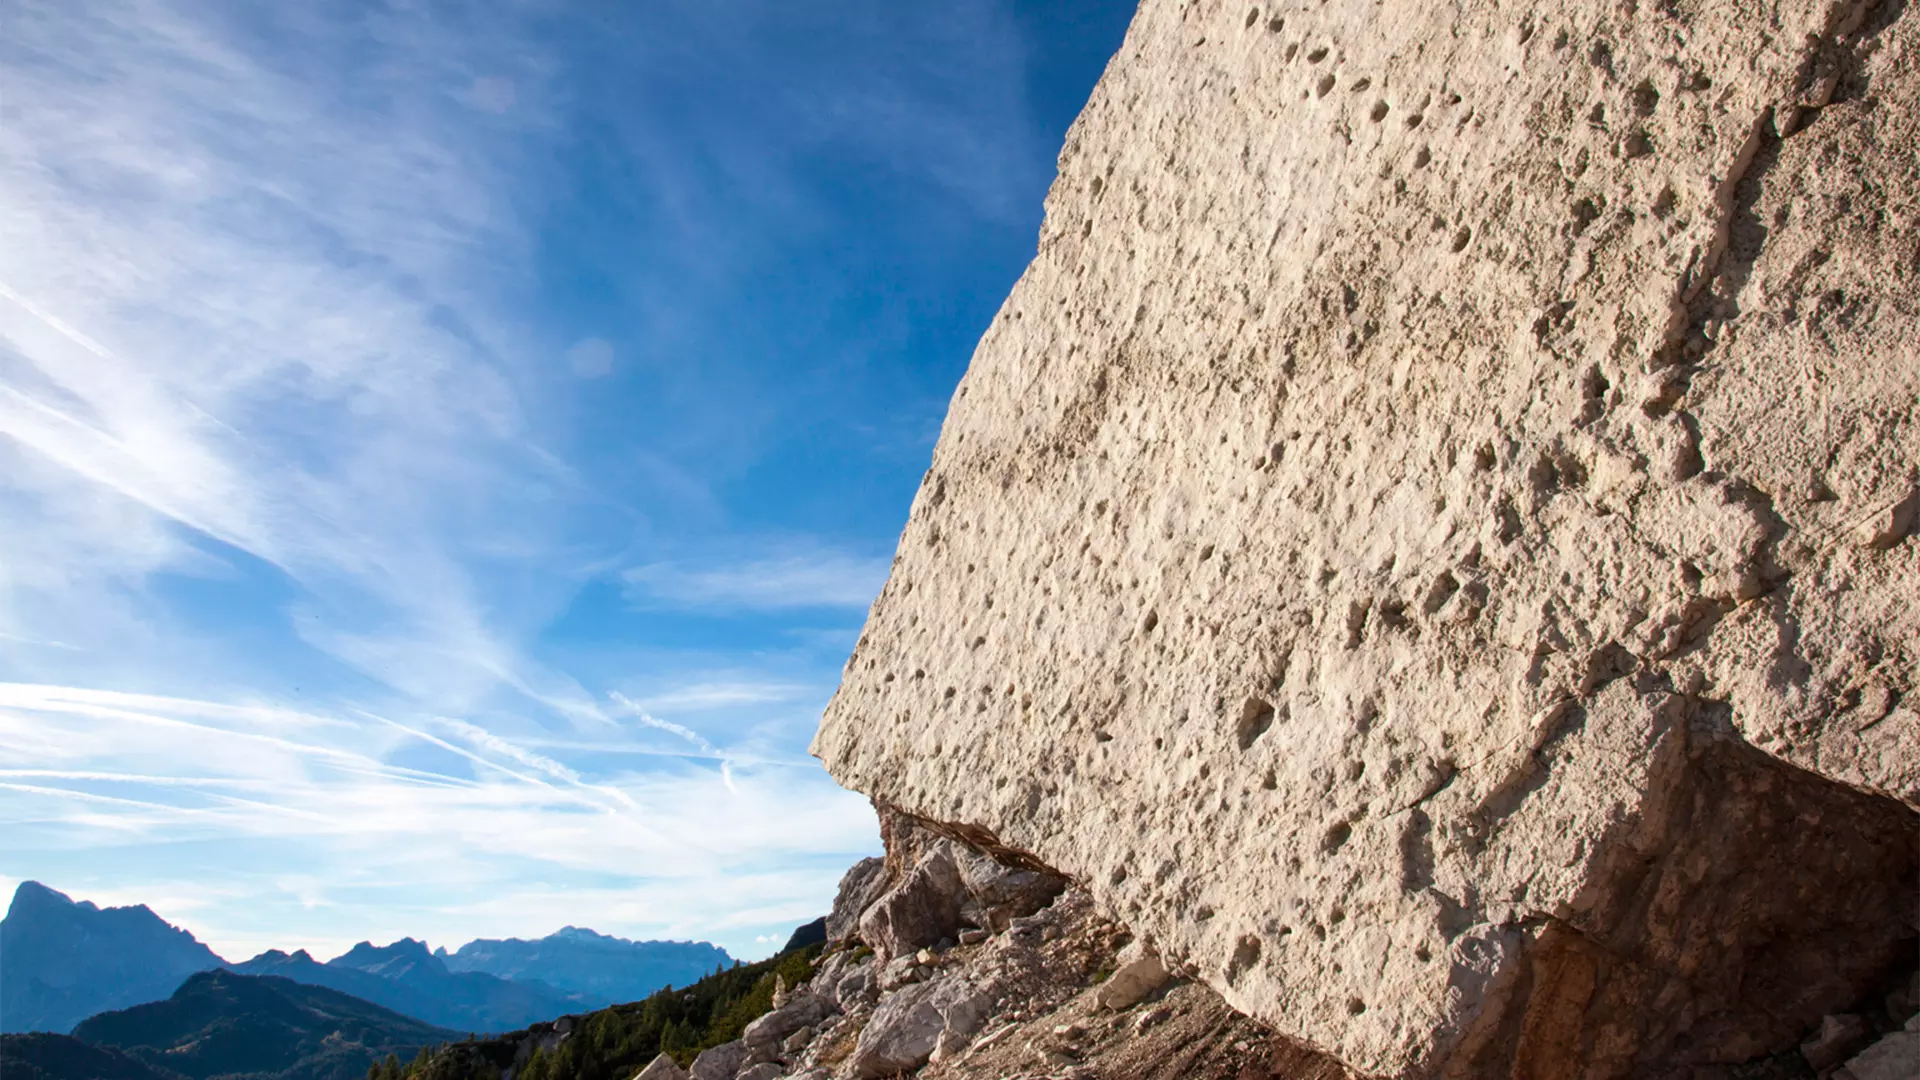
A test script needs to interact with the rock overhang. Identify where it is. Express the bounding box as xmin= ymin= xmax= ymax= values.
xmin=812 ymin=0 xmax=1920 ymax=1076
